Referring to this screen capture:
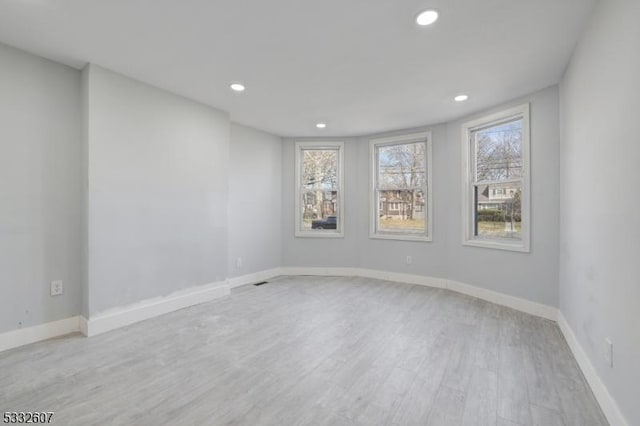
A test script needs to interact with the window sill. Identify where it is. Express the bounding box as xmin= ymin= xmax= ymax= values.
xmin=369 ymin=233 xmax=431 ymax=242
xmin=462 ymin=239 xmax=530 ymax=253
xmin=295 ymin=231 xmax=344 ymax=238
